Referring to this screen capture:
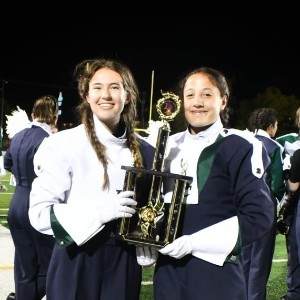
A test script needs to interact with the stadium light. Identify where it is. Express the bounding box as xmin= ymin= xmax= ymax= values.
xmin=57 ymin=92 xmax=63 ymax=115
